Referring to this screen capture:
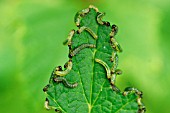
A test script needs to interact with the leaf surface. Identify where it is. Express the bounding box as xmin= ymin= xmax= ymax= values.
xmin=44 ymin=6 xmax=145 ymax=113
